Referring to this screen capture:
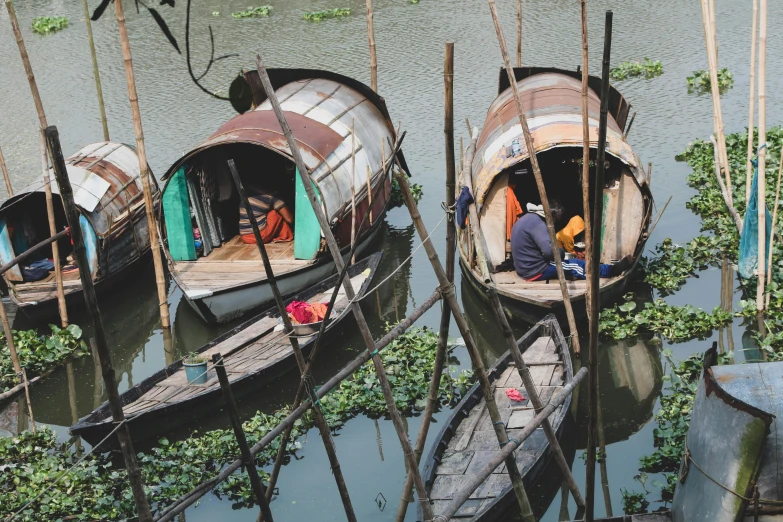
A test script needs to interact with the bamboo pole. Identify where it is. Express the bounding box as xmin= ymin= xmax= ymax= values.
xmin=366 ymin=165 xmax=374 ymax=225
xmin=765 ymin=147 xmax=782 ymax=308
xmin=700 ymin=0 xmax=732 ymax=208
xmin=81 ymin=0 xmax=109 ymax=141
xmin=757 ymin=0 xmax=767 ymax=311
xmin=586 ymin=13 xmax=613 ymax=522
xmin=0 ymin=146 xmax=13 ymax=197
xmin=113 ymin=0 xmax=170 ymax=328
xmin=711 ymin=136 xmax=743 ymax=233
xmin=5 ymin=0 xmax=68 ymax=327
xmin=350 ymin=118 xmax=357 ymax=264
xmin=431 ymin=368 xmax=589 ymax=522
xmin=580 ymin=0 xmax=591 ymax=360
xmin=213 ymin=354 xmax=274 ymax=522
xmin=40 ymin=130 xmax=68 ymax=327
xmin=486 ymin=0 xmax=583 ymax=355
xmin=597 ymin=388 xmax=612 ymax=517
xmin=747 ymin=0 xmax=759 ymax=207
xmin=516 ymin=0 xmax=522 ymax=67
xmin=0 ymin=298 xmax=35 ymax=432
xmin=47 ymin=125 xmax=153 ymax=522
xmin=394 ymin=43 xmax=457 ymax=522
xmin=366 ymin=0 xmax=378 ymax=92
xmin=227 ymin=160 xmax=358 ymax=522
